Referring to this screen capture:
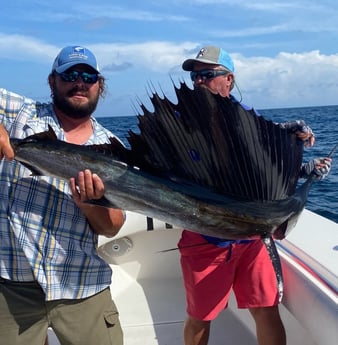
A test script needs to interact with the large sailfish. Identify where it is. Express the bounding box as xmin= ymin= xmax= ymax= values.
xmin=10 ymin=82 xmax=320 ymax=240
